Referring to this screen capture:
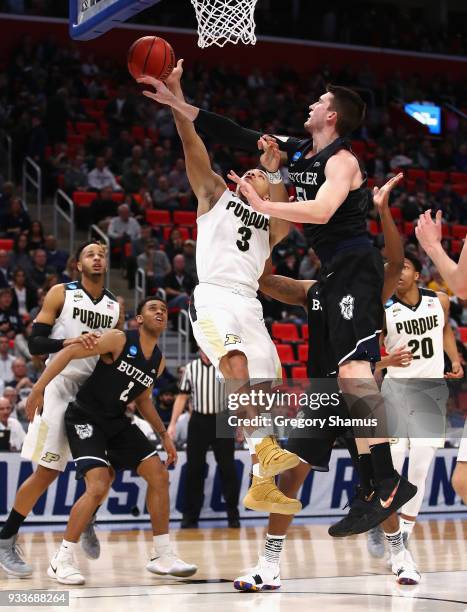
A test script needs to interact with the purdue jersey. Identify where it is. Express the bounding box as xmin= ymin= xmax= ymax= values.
xmin=76 ymin=330 xmax=162 ymax=418
xmin=286 ymin=136 xmax=370 ymax=260
xmin=48 ymin=281 xmax=119 ymax=383
xmin=384 ymin=289 xmax=445 ymax=378
xmin=196 ymin=189 xmax=270 ymax=292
